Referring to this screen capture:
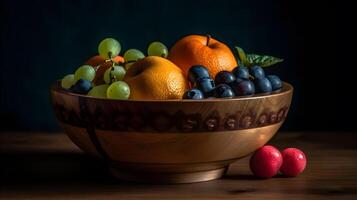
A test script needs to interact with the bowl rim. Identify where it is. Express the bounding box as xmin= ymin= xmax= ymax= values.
xmin=50 ymin=81 xmax=293 ymax=103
